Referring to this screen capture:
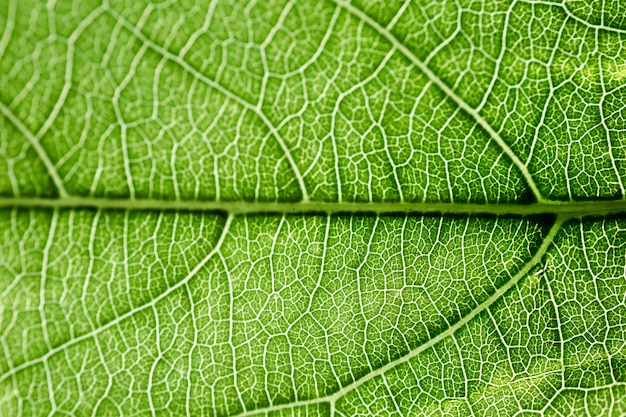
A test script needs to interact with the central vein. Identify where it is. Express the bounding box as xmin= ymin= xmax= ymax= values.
xmin=1 ymin=196 xmax=626 ymax=218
